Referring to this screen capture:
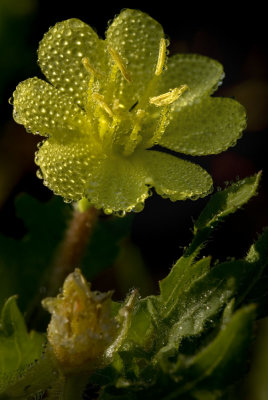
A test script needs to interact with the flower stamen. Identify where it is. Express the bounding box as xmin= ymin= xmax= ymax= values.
xmin=93 ymin=93 xmax=114 ymax=118
xmin=82 ymin=57 xmax=103 ymax=79
xmin=147 ymin=106 xmax=170 ymax=147
xmin=108 ymin=47 xmax=132 ymax=83
xmin=124 ymin=109 xmax=145 ymax=156
xmin=149 ymin=85 xmax=188 ymax=107
xmin=155 ymin=38 xmax=167 ymax=76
